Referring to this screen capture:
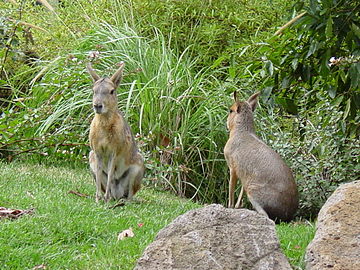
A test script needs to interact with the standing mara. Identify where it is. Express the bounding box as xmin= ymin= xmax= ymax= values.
xmin=87 ymin=61 xmax=144 ymax=203
xmin=224 ymin=92 xmax=298 ymax=222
